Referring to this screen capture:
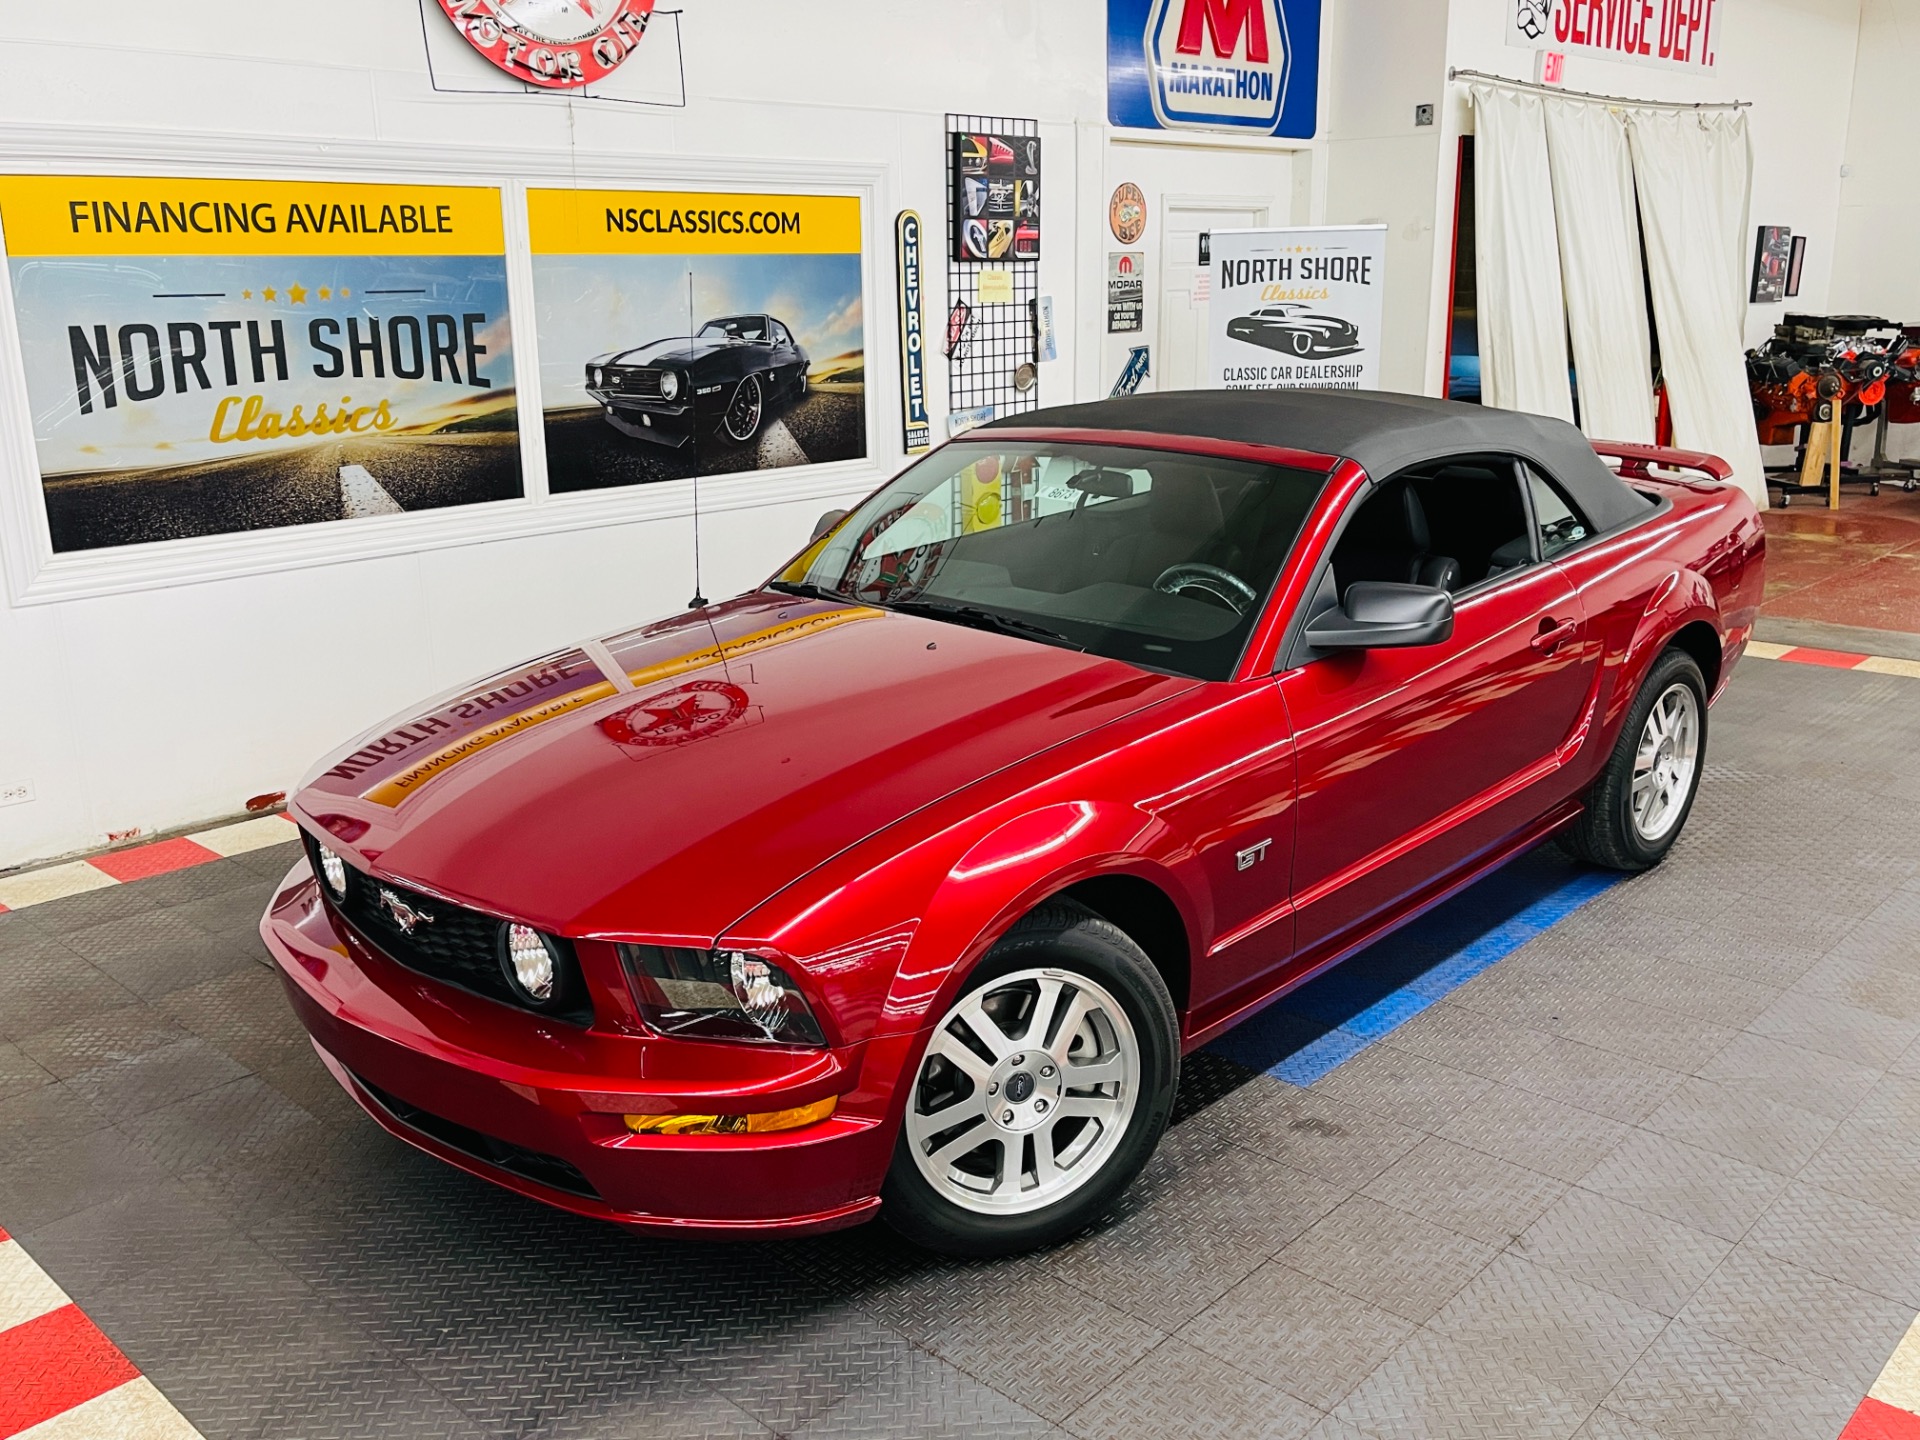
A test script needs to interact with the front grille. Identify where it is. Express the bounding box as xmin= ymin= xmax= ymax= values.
xmin=606 ymin=366 xmax=663 ymax=399
xmin=302 ymin=832 xmax=592 ymax=1026
xmin=352 ymin=1073 xmax=599 ymax=1200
